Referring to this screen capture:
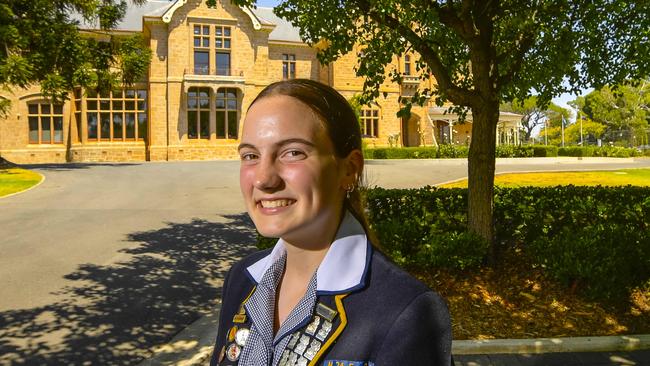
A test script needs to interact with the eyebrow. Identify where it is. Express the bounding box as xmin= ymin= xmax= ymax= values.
xmin=237 ymin=138 xmax=316 ymax=151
